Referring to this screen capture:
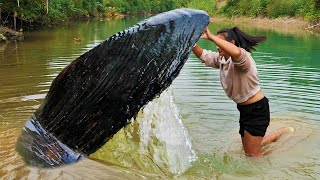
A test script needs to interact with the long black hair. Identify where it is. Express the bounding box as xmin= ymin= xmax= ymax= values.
xmin=217 ymin=27 xmax=267 ymax=52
